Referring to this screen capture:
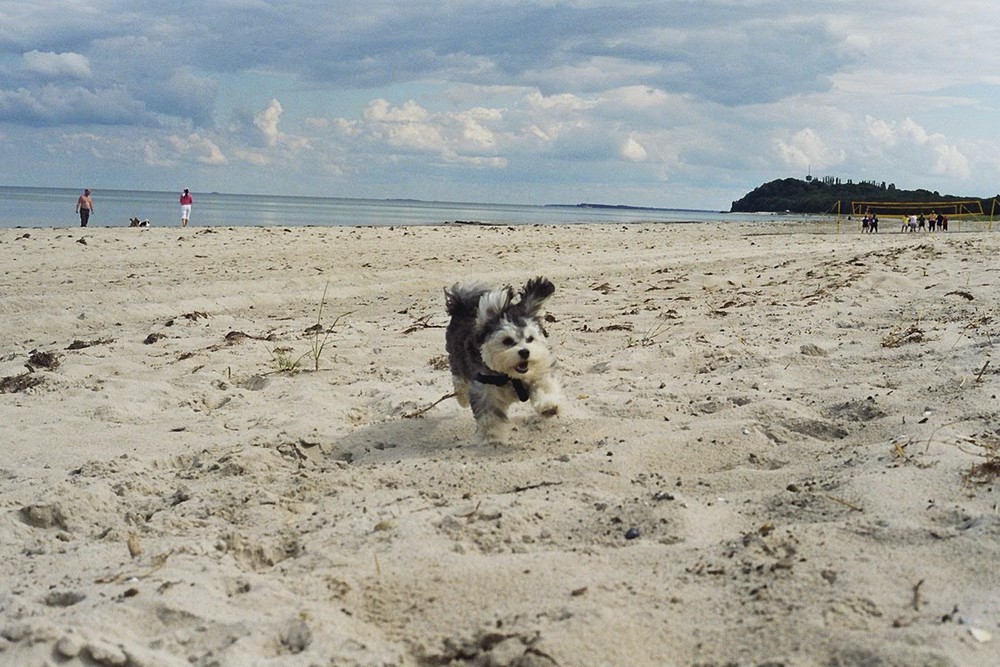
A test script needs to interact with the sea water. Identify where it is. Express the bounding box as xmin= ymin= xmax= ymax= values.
xmin=0 ymin=185 xmax=762 ymax=229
